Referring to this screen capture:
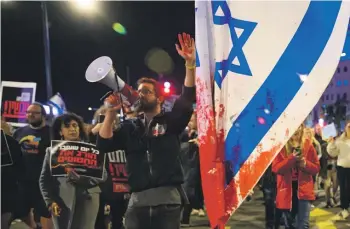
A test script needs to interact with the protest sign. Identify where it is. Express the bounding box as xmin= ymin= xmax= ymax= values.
xmin=0 ymin=81 xmax=37 ymax=127
xmin=50 ymin=140 xmax=105 ymax=179
xmin=1 ymin=130 xmax=14 ymax=167
xmin=322 ymin=123 xmax=338 ymax=140
xmin=106 ymin=149 xmax=129 ymax=193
